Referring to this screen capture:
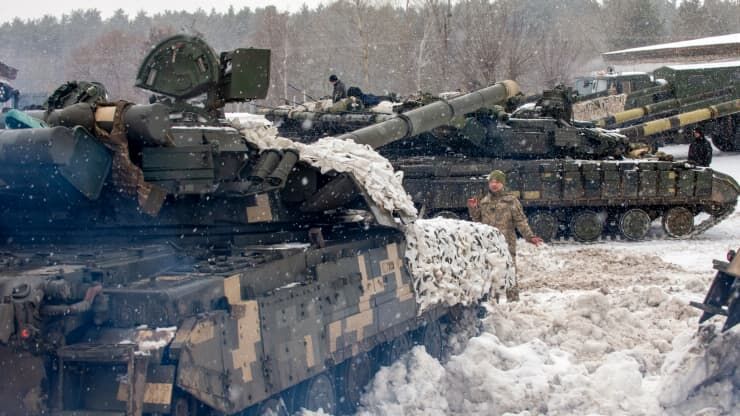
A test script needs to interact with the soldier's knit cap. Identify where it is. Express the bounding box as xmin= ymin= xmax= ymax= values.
xmin=488 ymin=170 xmax=506 ymax=184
